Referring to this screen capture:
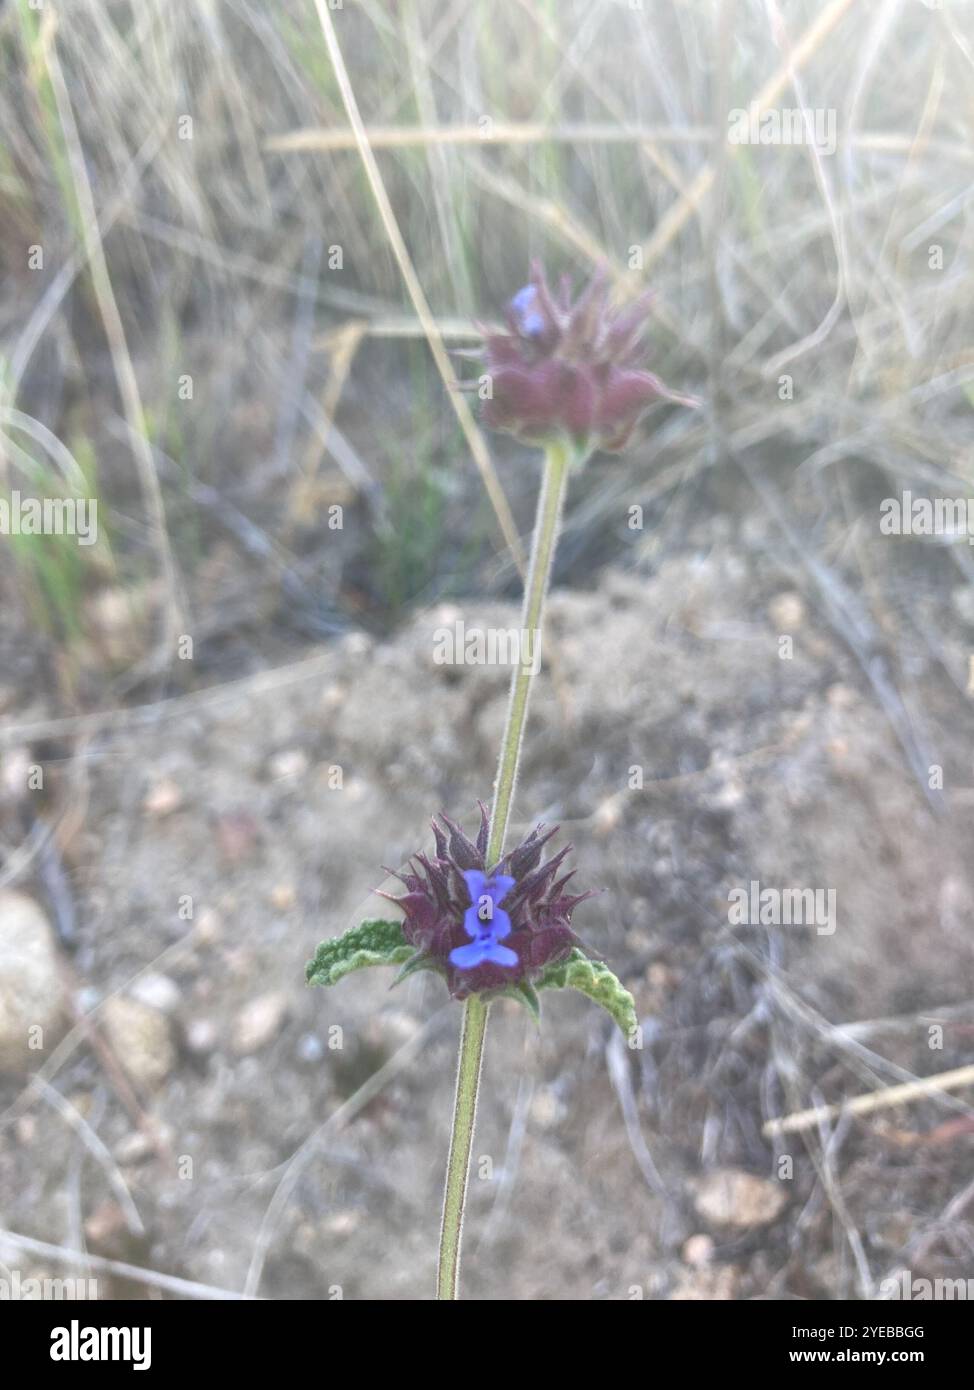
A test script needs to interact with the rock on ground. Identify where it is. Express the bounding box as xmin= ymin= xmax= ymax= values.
xmin=0 ymin=891 xmax=66 ymax=1073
